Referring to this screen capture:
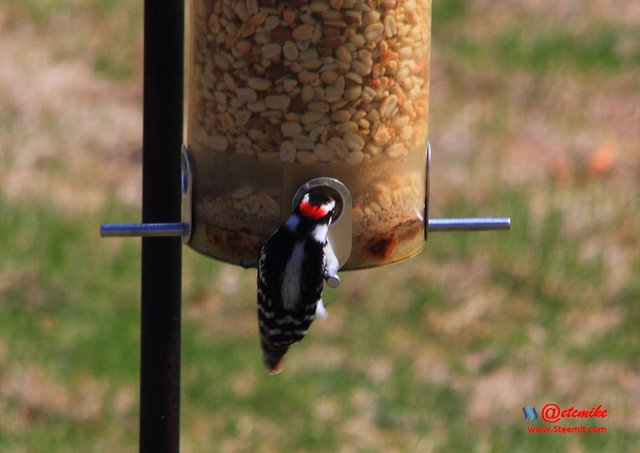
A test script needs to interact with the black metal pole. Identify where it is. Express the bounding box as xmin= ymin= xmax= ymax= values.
xmin=140 ymin=0 xmax=184 ymax=451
